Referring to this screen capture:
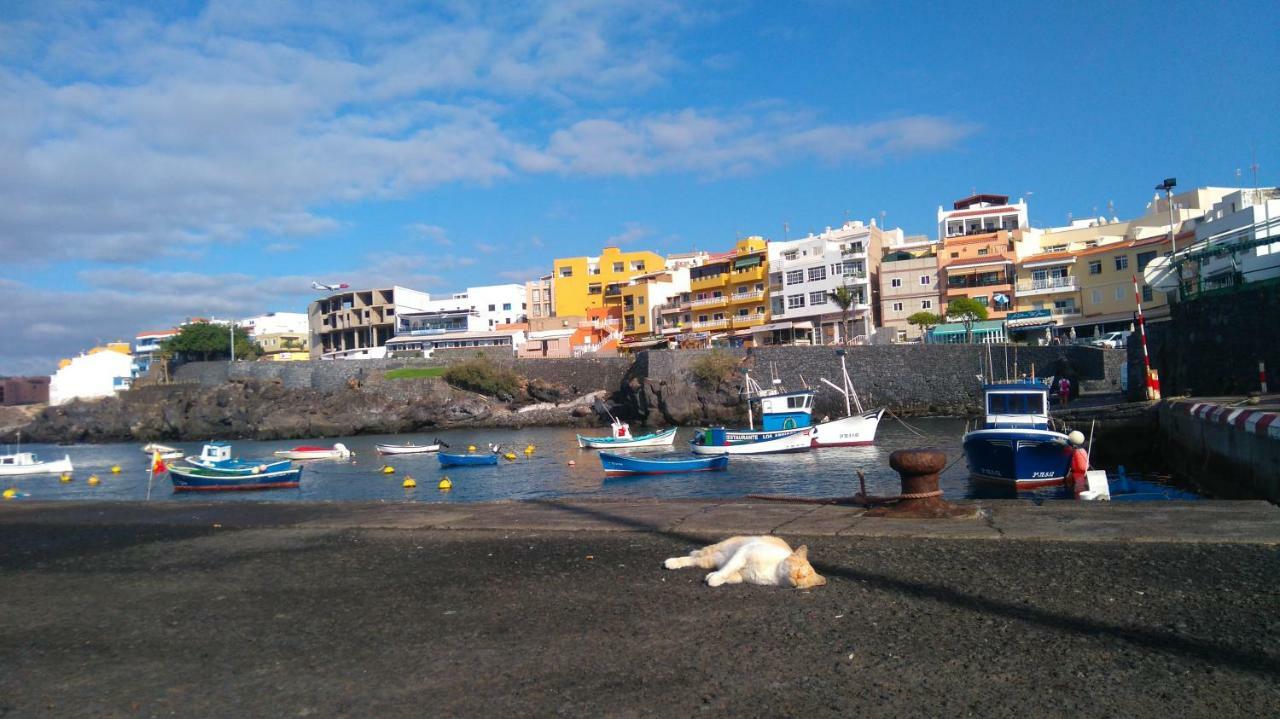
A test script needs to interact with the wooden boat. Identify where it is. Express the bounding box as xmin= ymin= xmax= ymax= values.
xmin=168 ymin=463 xmax=303 ymax=492
xmin=273 ymin=443 xmax=351 ymax=460
xmin=691 ymin=368 xmax=818 ymax=456
xmin=376 ymin=442 xmax=442 ymax=455
xmin=141 ymin=443 xmax=184 ymax=460
xmin=963 ymin=381 xmax=1072 ymax=488
xmin=599 ymin=452 xmax=728 ymax=476
xmin=0 ymin=452 xmax=74 ymax=476
xmin=438 ymin=452 xmax=499 ymax=467
xmin=812 ymin=350 xmax=884 ymax=447
xmin=577 ymin=420 xmax=677 ymax=449
xmin=186 ymin=443 xmax=292 ymax=475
